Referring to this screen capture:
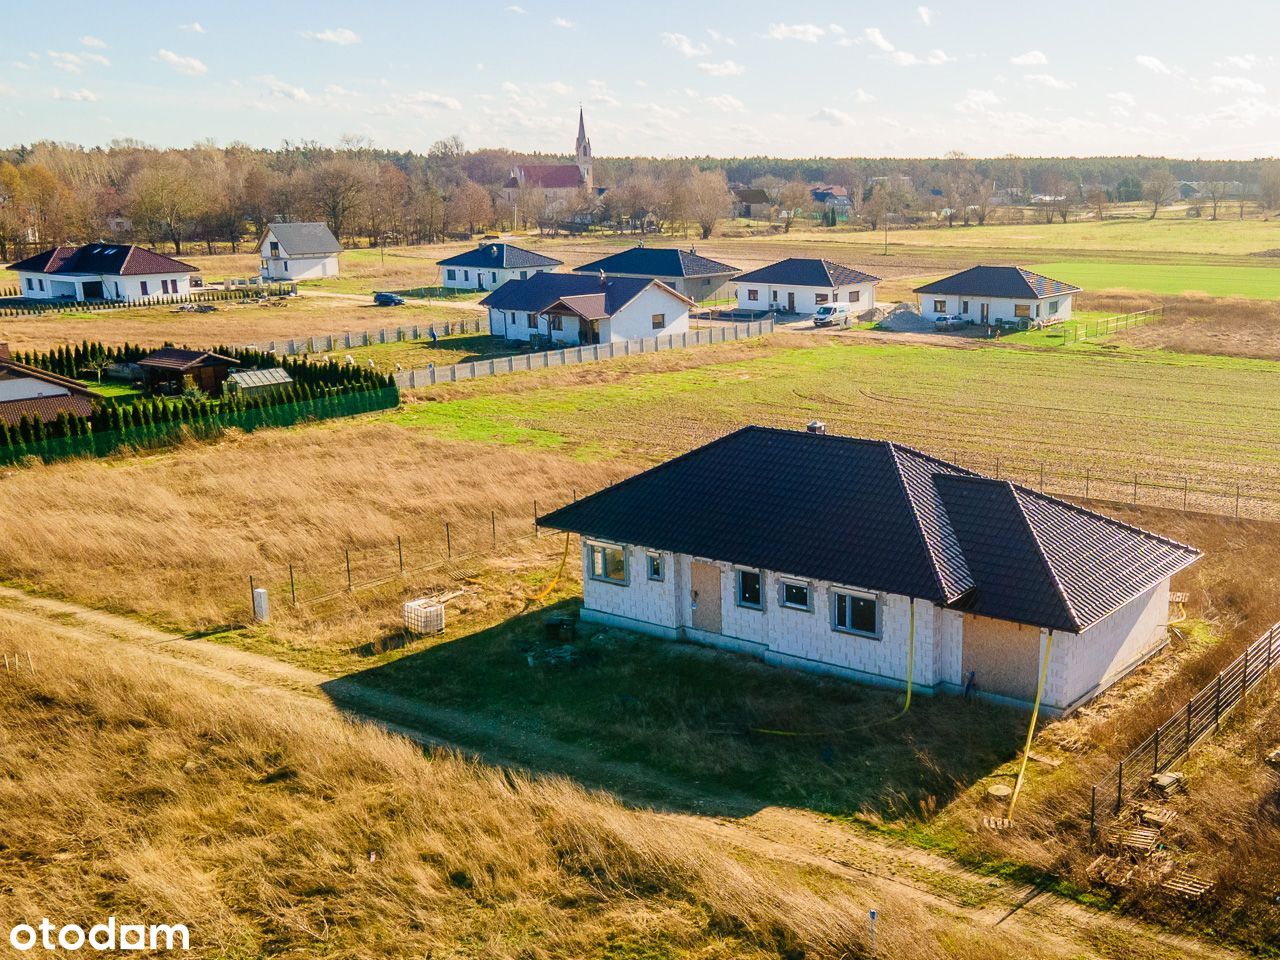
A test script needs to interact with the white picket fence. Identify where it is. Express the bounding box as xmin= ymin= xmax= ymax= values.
xmin=244 ymin=317 xmax=488 ymax=357
xmin=393 ymin=320 xmax=775 ymax=389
